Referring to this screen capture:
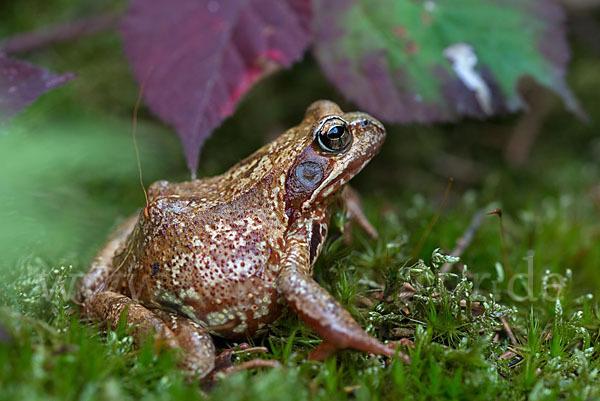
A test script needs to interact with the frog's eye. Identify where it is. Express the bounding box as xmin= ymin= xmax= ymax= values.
xmin=316 ymin=117 xmax=352 ymax=153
